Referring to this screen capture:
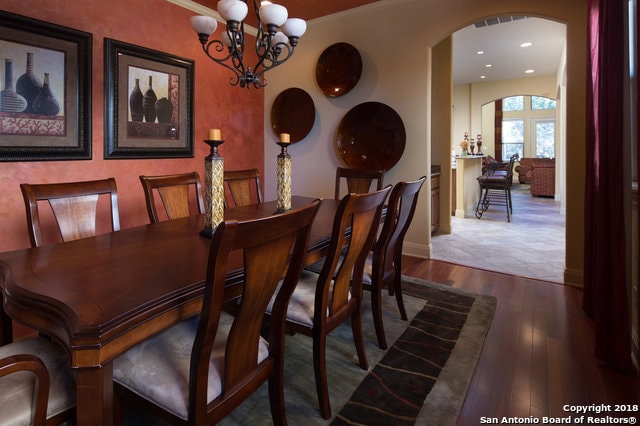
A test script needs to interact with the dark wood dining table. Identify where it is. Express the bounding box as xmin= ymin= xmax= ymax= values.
xmin=0 ymin=196 xmax=339 ymax=425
